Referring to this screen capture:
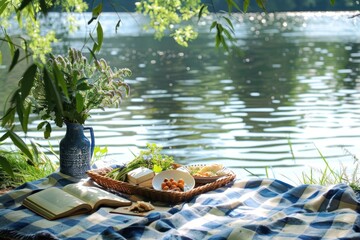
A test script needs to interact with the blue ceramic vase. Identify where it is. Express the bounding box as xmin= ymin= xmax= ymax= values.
xmin=59 ymin=122 xmax=95 ymax=178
